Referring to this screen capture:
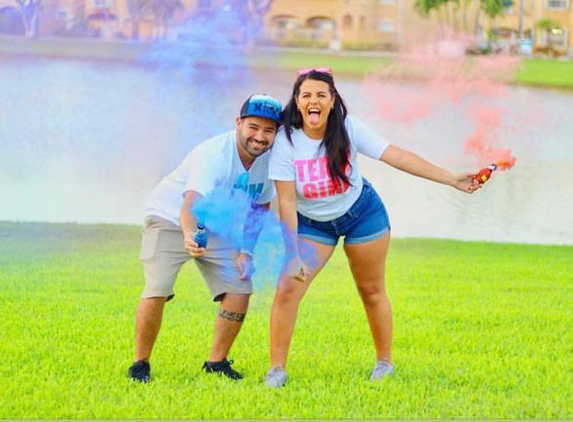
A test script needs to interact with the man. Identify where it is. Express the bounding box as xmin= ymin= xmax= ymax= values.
xmin=128 ymin=94 xmax=282 ymax=383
